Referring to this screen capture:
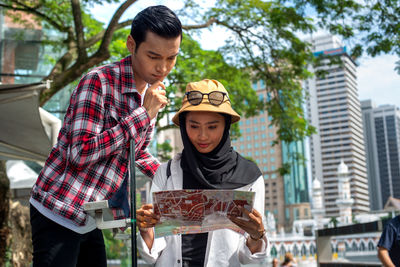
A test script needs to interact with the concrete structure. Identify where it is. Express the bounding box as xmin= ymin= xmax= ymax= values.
xmin=335 ymin=160 xmax=354 ymax=224
xmin=361 ymin=100 xmax=400 ymax=210
xmin=305 ymin=34 xmax=369 ymax=217
xmin=311 ymin=178 xmax=325 ymax=229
